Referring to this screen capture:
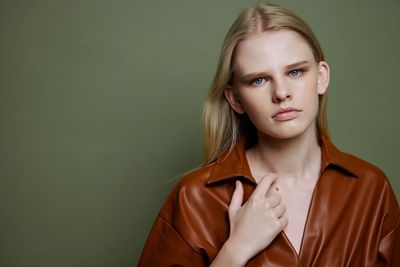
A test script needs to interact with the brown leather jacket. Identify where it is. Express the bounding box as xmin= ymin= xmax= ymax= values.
xmin=138 ymin=136 xmax=400 ymax=266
